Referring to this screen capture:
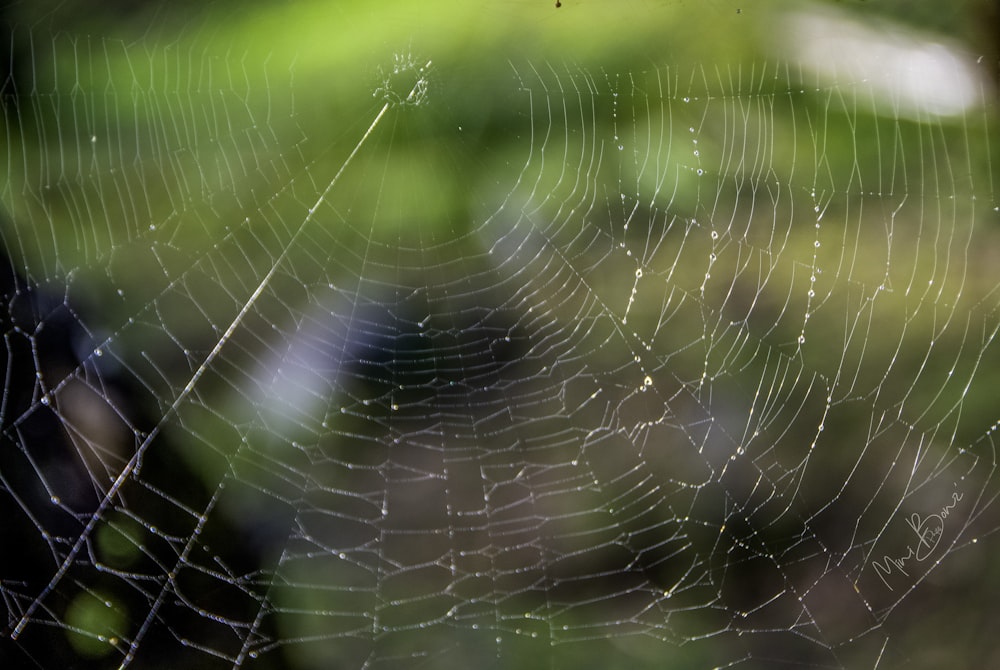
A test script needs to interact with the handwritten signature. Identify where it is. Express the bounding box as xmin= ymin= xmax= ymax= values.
xmin=871 ymin=491 xmax=963 ymax=591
